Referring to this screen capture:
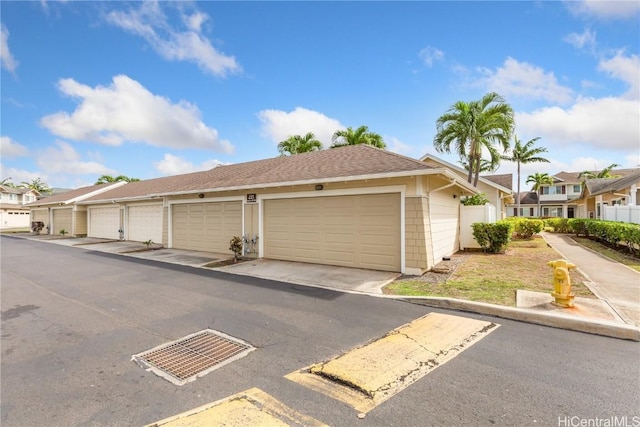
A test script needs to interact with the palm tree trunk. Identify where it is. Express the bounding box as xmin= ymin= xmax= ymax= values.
xmin=516 ymin=163 xmax=521 ymax=217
